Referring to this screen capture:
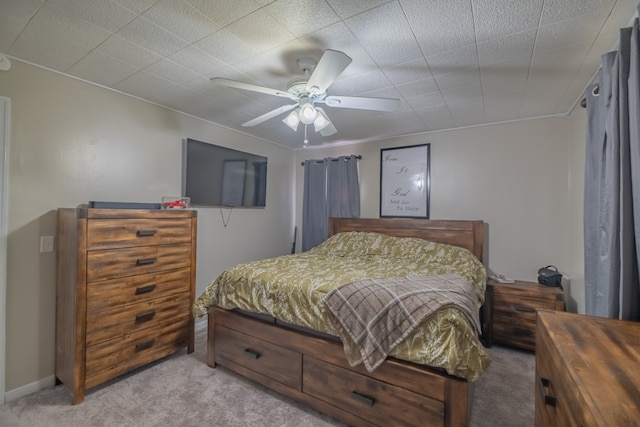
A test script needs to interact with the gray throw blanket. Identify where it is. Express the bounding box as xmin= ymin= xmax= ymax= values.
xmin=323 ymin=274 xmax=481 ymax=372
